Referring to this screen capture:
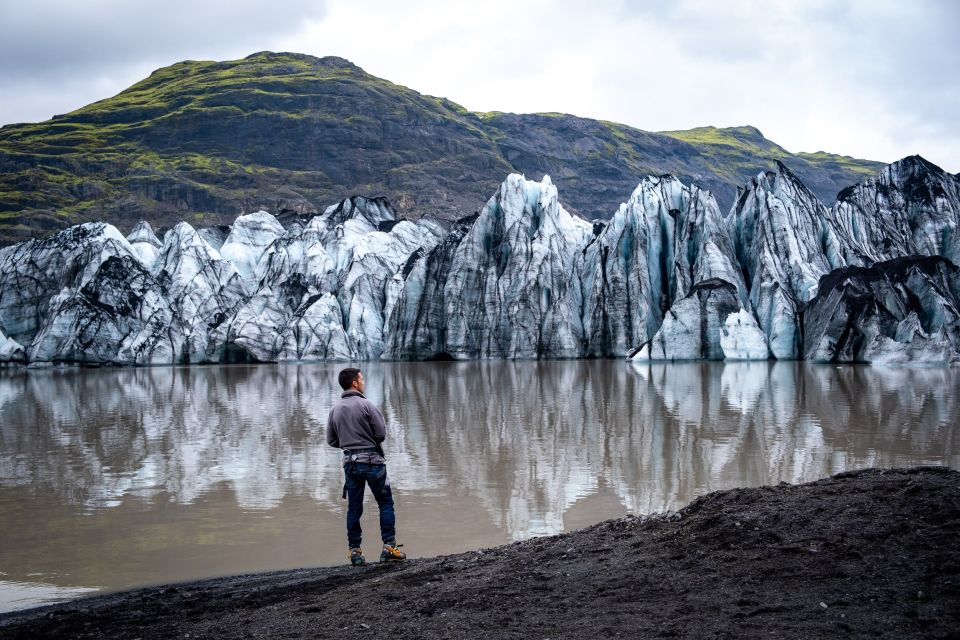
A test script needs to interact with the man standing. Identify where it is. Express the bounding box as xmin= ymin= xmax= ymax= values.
xmin=326 ymin=367 xmax=406 ymax=566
